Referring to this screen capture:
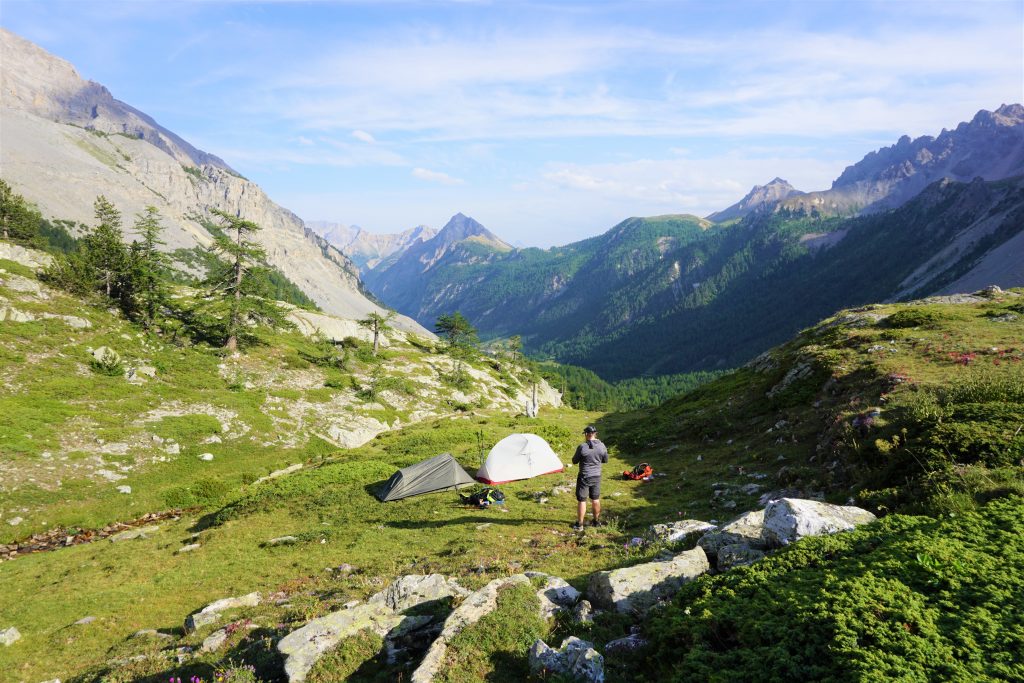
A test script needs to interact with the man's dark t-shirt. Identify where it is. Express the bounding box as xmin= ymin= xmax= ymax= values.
xmin=573 ymin=438 xmax=609 ymax=482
